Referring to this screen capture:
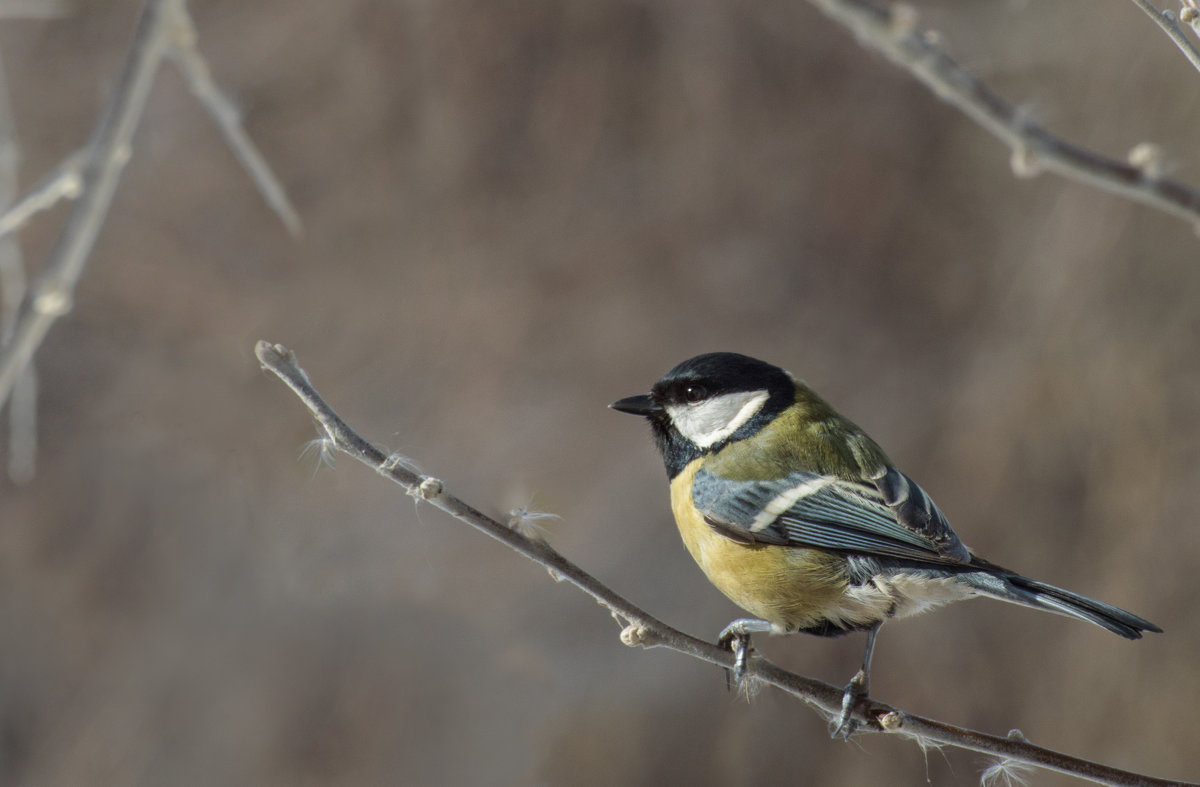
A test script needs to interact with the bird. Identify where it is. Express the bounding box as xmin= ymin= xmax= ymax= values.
xmin=610 ymin=352 xmax=1161 ymax=738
